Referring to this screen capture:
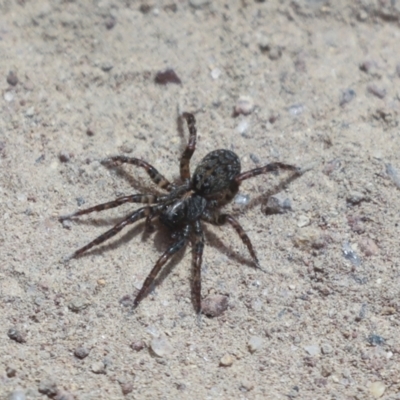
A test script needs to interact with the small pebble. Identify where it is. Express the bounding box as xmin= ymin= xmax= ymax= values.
xmin=396 ymin=63 xmax=400 ymax=77
xmin=38 ymin=379 xmax=58 ymax=397
xmin=219 ymin=354 xmax=234 ymax=367
xmin=58 ymin=151 xmax=70 ymax=163
xmin=86 ymin=126 xmax=95 ymax=136
xmin=249 ymin=153 xmax=260 ymax=164
xmin=304 ymin=344 xmax=320 ymax=356
xmin=264 ymin=193 xmax=292 ymax=214
xmin=234 ymin=193 xmax=250 ymax=206
xmin=8 ymin=328 xmax=26 ymax=343
xmin=7 ymin=71 xmax=18 ymax=86
xmin=139 ymin=4 xmax=152 ymax=13
xmin=189 ymin=0 xmax=210 ymax=9
xmin=369 ymin=381 xmax=386 ymax=398
xmin=201 ymin=294 xmax=229 ymax=317
xmin=340 ymin=88 xmax=356 ymax=106
xmin=154 ymin=68 xmax=181 ymax=85
xmin=248 ymin=336 xmax=263 ymax=353
xmin=54 ymin=391 xmax=75 ymax=400
xmin=130 ymin=340 xmax=145 ymax=352
xmin=74 ymin=346 xmax=90 ymax=359
xmin=234 ymin=96 xmax=254 ymax=116
xmin=25 ymin=107 xmax=35 ymax=117
xmin=358 ymin=238 xmax=379 ymax=256
xmin=68 ymin=297 xmax=90 ymax=312
xmin=346 ymin=190 xmax=366 ymax=205
xmin=367 ymin=334 xmax=385 ymax=346
xmin=100 ymin=62 xmax=113 ymax=72
xmin=359 ymin=60 xmax=379 ymax=75
xmin=258 ymin=33 xmax=270 ymax=52
xmin=4 ymin=91 xmax=14 ymax=102
xmin=7 ymin=390 xmax=26 ymax=400
xmin=120 ymin=382 xmax=134 ymax=395
xmin=386 ymin=163 xmax=400 ymax=189
xmin=297 ymin=215 xmax=310 ymax=228
xmin=150 ymin=337 xmax=173 ymax=358
xmin=321 ymin=343 xmax=333 ymax=354
xmin=288 ymin=104 xmax=304 ymax=116
xmin=293 ymin=229 xmax=326 ymax=250
xmin=236 ymin=119 xmax=249 ymax=135
xmin=6 ymin=365 xmax=17 ymax=377
xmin=268 ymin=46 xmax=282 ymax=60
xmin=91 ymin=361 xmax=105 ymax=374
xmin=104 ymin=16 xmax=116 ymax=29
xmin=367 ymin=84 xmax=386 ymax=99
xmin=342 ymin=242 xmax=361 ymax=266
xmin=239 ymin=380 xmax=254 ymax=392
xmin=210 ymin=68 xmax=221 ymax=80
